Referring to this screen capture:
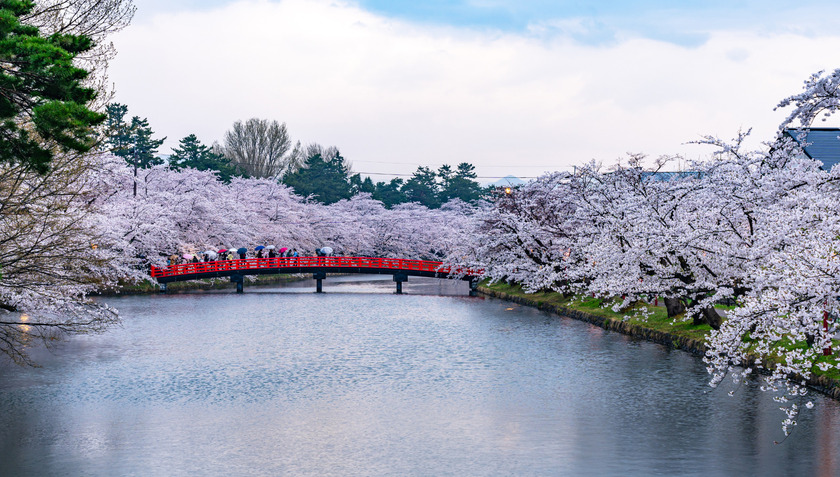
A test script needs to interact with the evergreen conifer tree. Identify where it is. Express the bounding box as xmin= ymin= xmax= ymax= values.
xmin=373 ymin=178 xmax=406 ymax=208
xmin=169 ymin=134 xmax=242 ymax=183
xmin=103 ymin=103 xmax=165 ymax=195
xmin=282 ymin=150 xmax=353 ymax=204
xmin=0 ymin=0 xmax=105 ymax=173
xmin=402 ymin=166 xmax=440 ymax=208
xmin=440 ymin=162 xmax=482 ymax=203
